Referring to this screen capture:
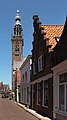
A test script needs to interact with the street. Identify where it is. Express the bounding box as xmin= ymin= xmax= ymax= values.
xmin=0 ymin=97 xmax=38 ymax=120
